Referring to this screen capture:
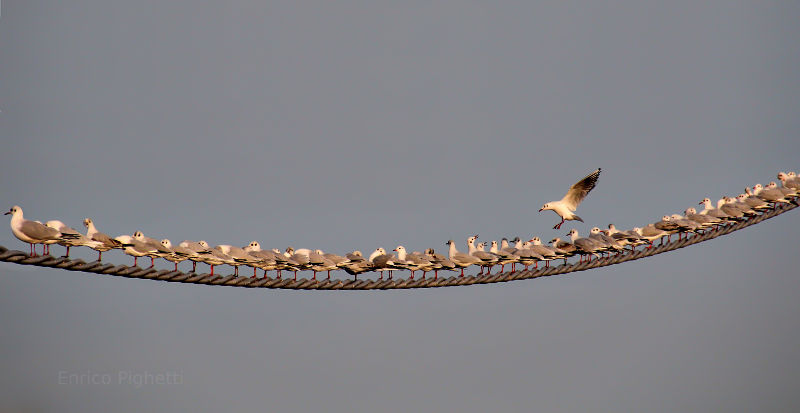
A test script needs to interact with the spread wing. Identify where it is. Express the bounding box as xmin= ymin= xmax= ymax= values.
xmin=561 ymin=168 xmax=601 ymax=210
